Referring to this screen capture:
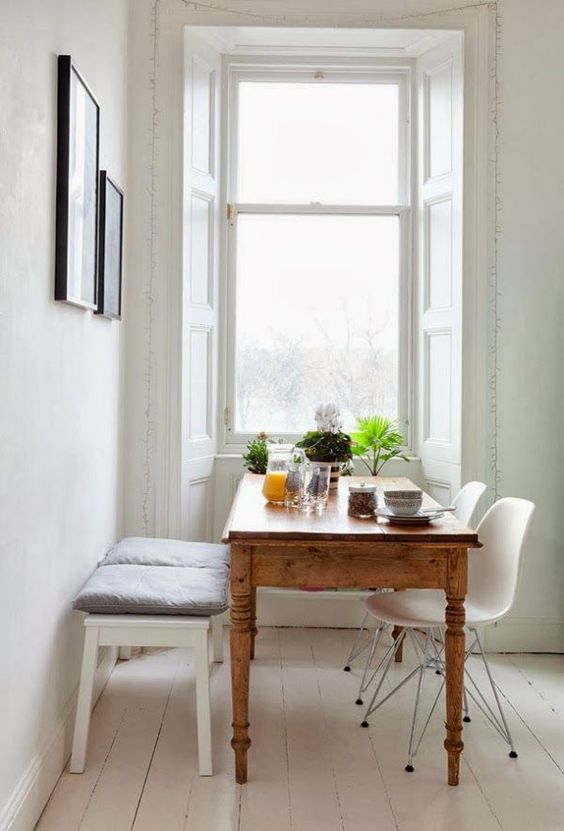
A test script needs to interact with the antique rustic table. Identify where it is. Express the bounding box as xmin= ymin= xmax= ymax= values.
xmin=222 ymin=474 xmax=480 ymax=786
